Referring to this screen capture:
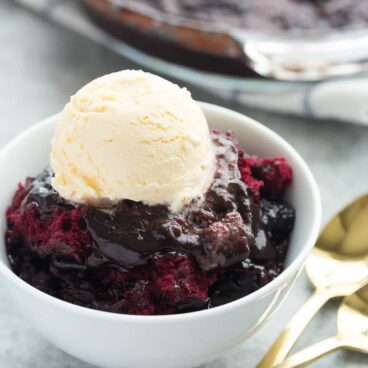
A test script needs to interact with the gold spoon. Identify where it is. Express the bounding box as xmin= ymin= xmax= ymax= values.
xmin=274 ymin=284 xmax=368 ymax=368
xmin=257 ymin=194 xmax=368 ymax=368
